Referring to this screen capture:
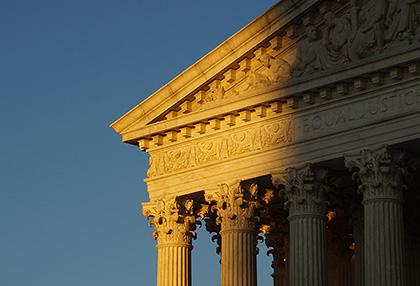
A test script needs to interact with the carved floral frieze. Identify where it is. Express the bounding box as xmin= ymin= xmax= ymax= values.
xmin=147 ymin=119 xmax=294 ymax=178
xmin=145 ymin=86 xmax=420 ymax=178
